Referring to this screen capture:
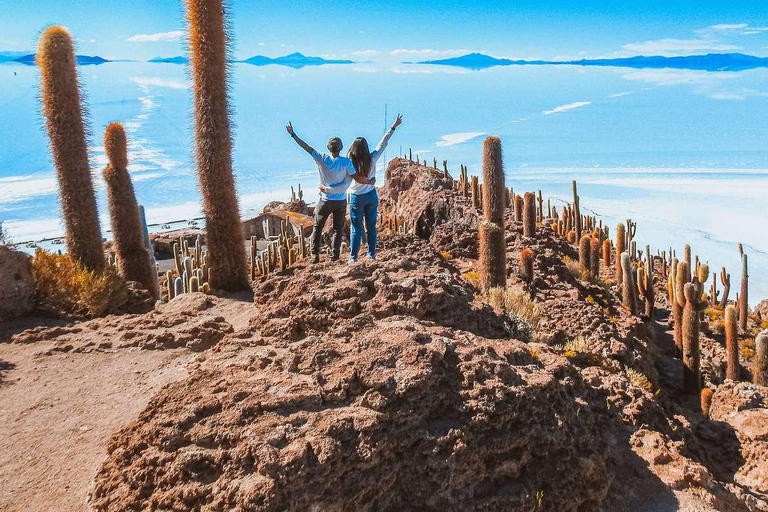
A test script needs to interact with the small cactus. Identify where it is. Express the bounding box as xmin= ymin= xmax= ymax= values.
xmin=566 ymin=230 xmax=576 ymax=244
xmin=513 ymin=195 xmax=523 ymax=222
xmin=621 ymin=252 xmax=637 ymax=314
xmin=579 ymin=236 xmax=591 ymax=275
xmin=166 ymin=270 xmax=174 ymax=301
xmin=174 ymin=277 xmax=184 ymax=297
xmin=725 ymin=305 xmax=739 ymax=381
xmin=520 ymin=248 xmax=534 ymax=284
xmin=589 ymin=238 xmax=600 ymax=279
xmin=190 ymin=276 xmax=200 ymax=293
xmin=602 ymin=239 xmax=611 ymax=268
xmin=637 ymin=261 xmax=654 ymax=319
xmin=523 ymin=192 xmax=536 ymax=237
xmin=615 ymin=223 xmax=626 ymax=285
xmin=754 ymin=330 xmax=768 ymax=386
xmin=102 ymin=123 xmax=159 ymax=300
xmin=470 ymin=176 xmax=480 ymax=210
